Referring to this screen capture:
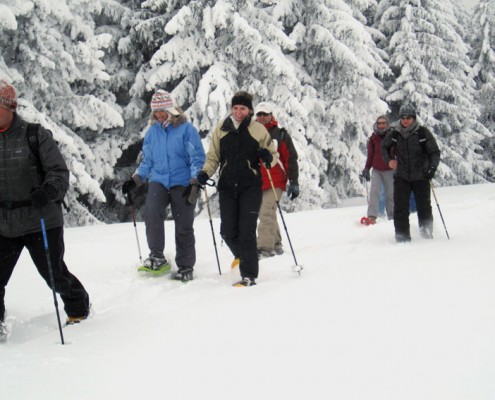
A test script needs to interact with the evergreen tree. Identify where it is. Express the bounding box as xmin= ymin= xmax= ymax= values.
xmin=470 ymin=0 xmax=495 ymax=172
xmin=0 ymin=0 xmax=134 ymax=224
xmin=375 ymin=0 xmax=493 ymax=184
xmin=271 ymin=0 xmax=390 ymax=203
